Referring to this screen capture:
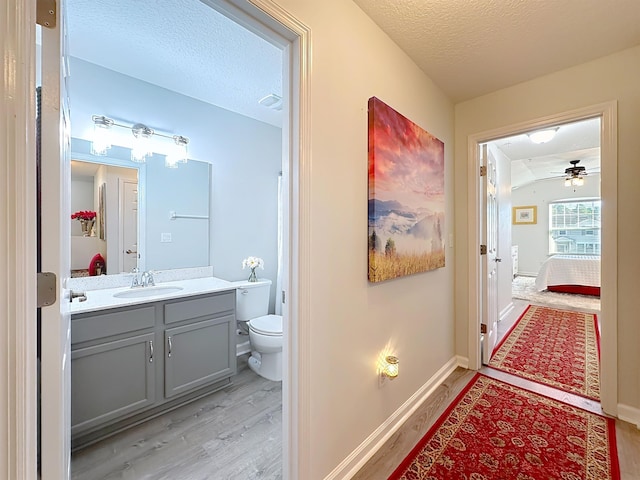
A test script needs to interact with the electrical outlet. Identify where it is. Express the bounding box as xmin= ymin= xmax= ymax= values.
xmin=161 ymin=233 xmax=172 ymax=243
